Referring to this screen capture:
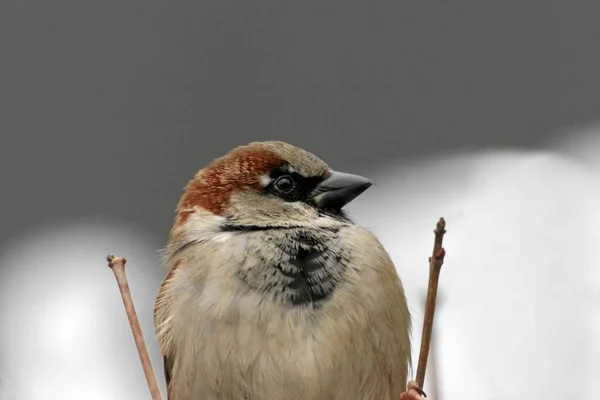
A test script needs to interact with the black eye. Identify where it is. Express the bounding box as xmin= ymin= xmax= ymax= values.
xmin=274 ymin=175 xmax=294 ymax=193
